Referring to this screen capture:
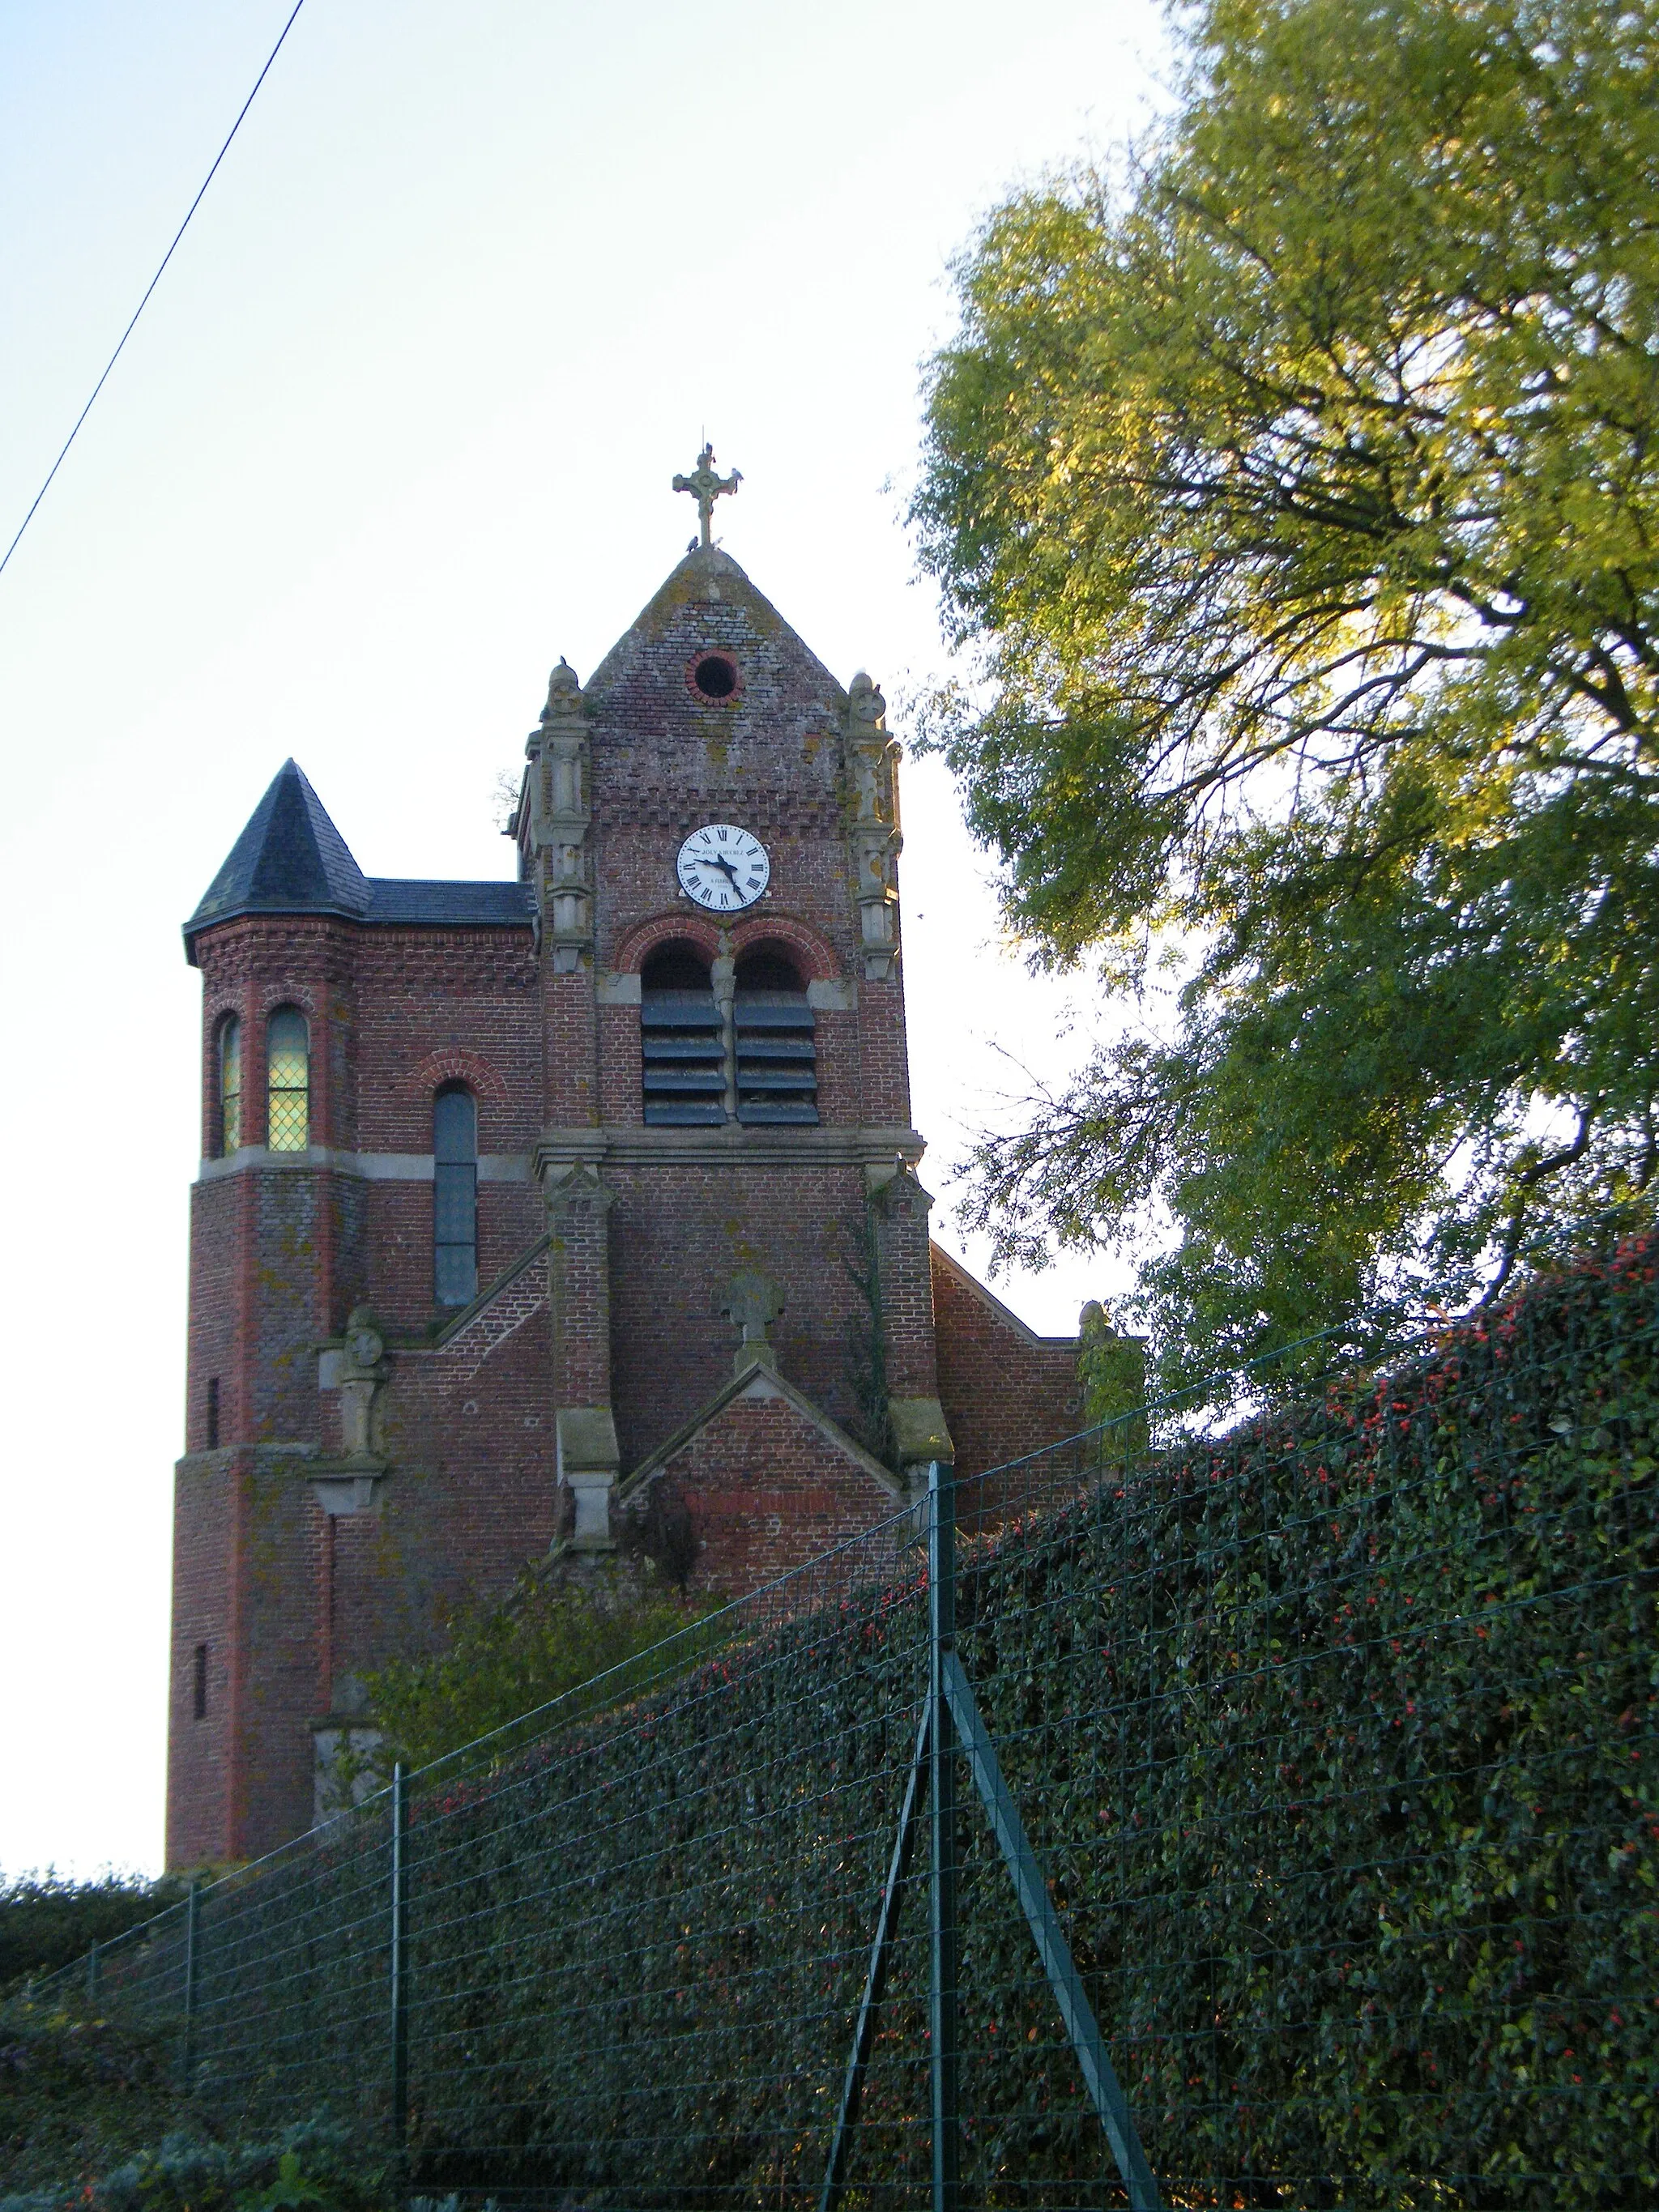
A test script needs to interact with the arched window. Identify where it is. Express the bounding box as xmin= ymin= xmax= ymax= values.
xmin=267 ymin=1008 xmax=309 ymax=1152
xmin=735 ymin=948 xmax=817 ymax=1124
xmin=217 ymin=1016 xmax=242 ymax=1157
xmin=641 ymin=945 xmax=726 ymax=1125
xmin=433 ymin=1085 xmax=478 ymax=1307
